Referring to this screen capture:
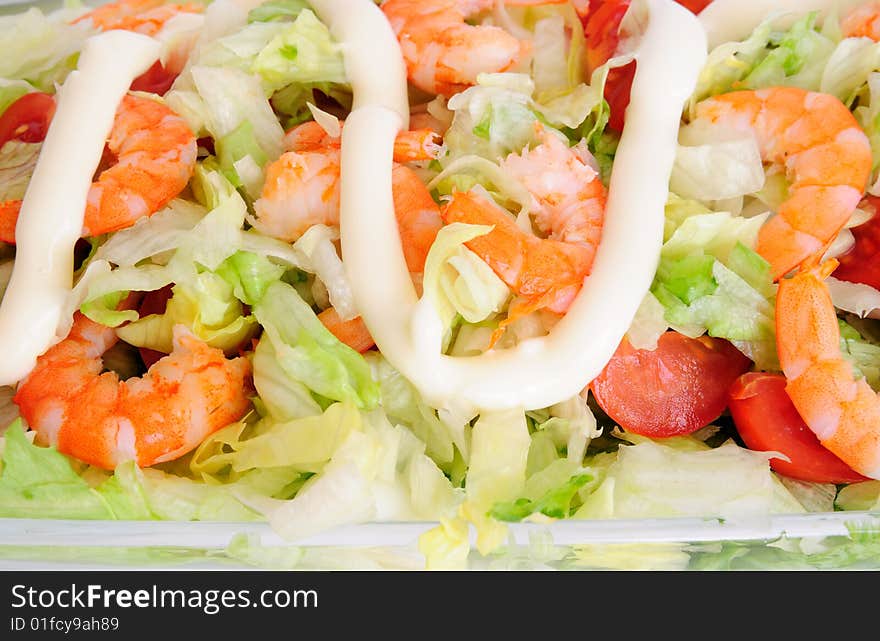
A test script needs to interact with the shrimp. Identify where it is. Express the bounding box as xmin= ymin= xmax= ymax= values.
xmin=13 ymin=313 xmax=252 ymax=470
xmin=692 ymin=87 xmax=873 ymax=281
xmin=253 ymin=121 xmax=443 ymax=273
xmin=842 ymin=1 xmax=880 ymax=40
xmin=775 ymin=260 xmax=880 ymax=479
xmin=381 ymin=0 xmax=565 ymax=97
xmin=440 ymin=127 xmax=606 ymax=337
xmin=73 ymin=0 xmax=204 ymax=37
xmin=0 ymin=94 xmax=198 ymax=244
